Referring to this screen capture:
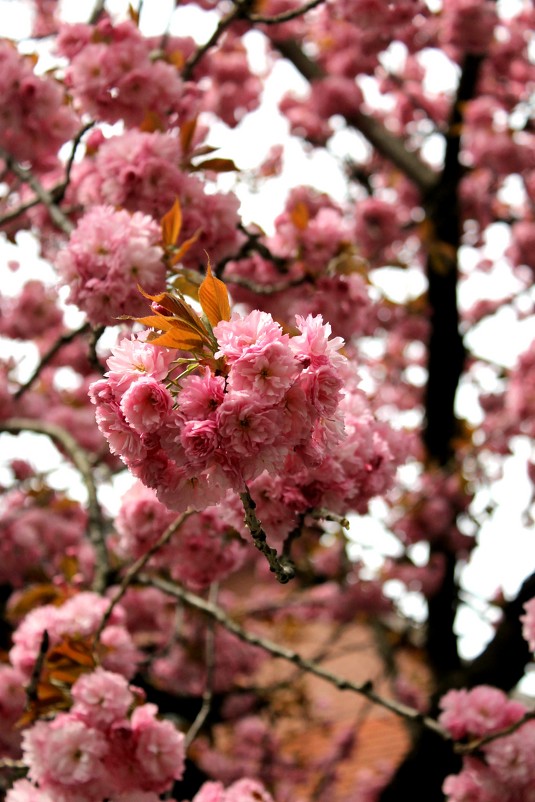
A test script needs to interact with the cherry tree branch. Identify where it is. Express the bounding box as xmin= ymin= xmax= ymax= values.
xmin=0 ymin=149 xmax=73 ymax=236
xmin=0 ymin=123 xmax=92 ymax=229
xmin=185 ymin=582 xmax=219 ymax=749
xmin=248 ymin=0 xmax=326 ymax=24
xmin=14 ymin=323 xmax=90 ymax=400
xmin=183 ymin=0 xmax=255 ymax=81
xmin=140 ymin=573 xmax=451 ymax=740
xmin=94 ymin=509 xmax=194 ymax=645
xmin=0 ymin=418 xmax=109 ymax=592
xmin=273 ymin=40 xmax=437 ymax=194
xmin=455 ymin=709 xmax=535 ymax=755
xmin=240 ymin=487 xmax=296 ymax=583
